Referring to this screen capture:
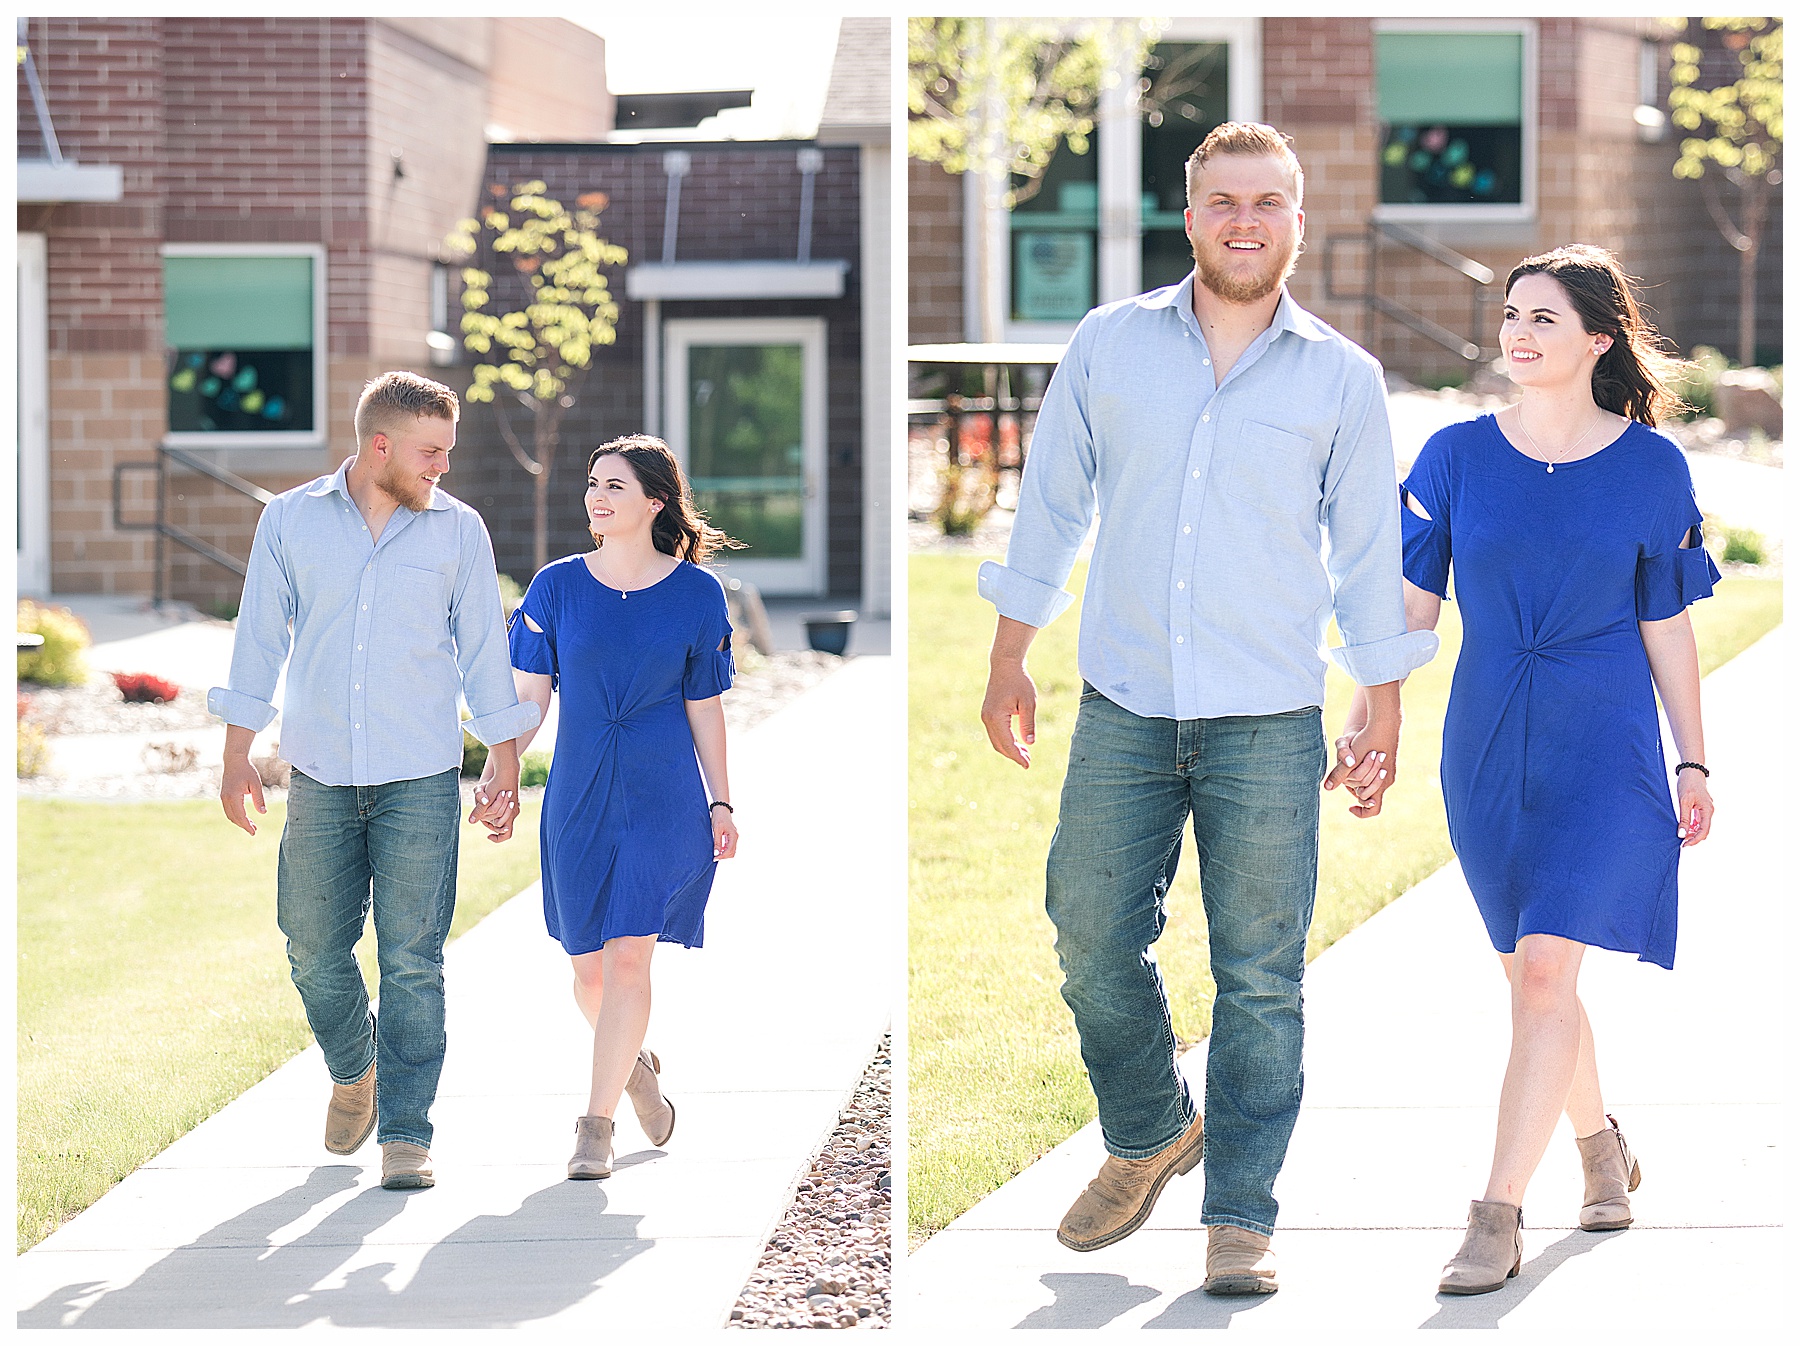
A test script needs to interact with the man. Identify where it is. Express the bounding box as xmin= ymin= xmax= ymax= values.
xmin=978 ymin=123 xmax=1437 ymax=1294
xmin=210 ymin=370 xmax=538 ymax=1191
